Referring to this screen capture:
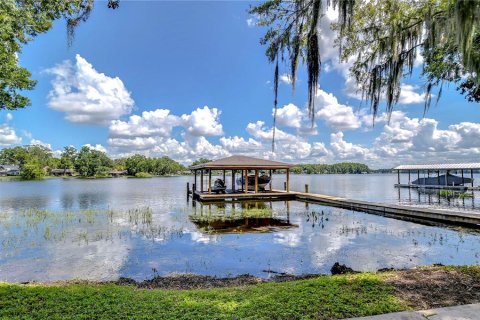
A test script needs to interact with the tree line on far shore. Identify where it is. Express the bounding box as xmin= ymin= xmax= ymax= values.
xmin=190 ymin=159 xmax=380 ymax=175
xmin=0 ymin=145 xmax=186 ymax=180
xmin=291 ymin=163 xmax=372 ymax=174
